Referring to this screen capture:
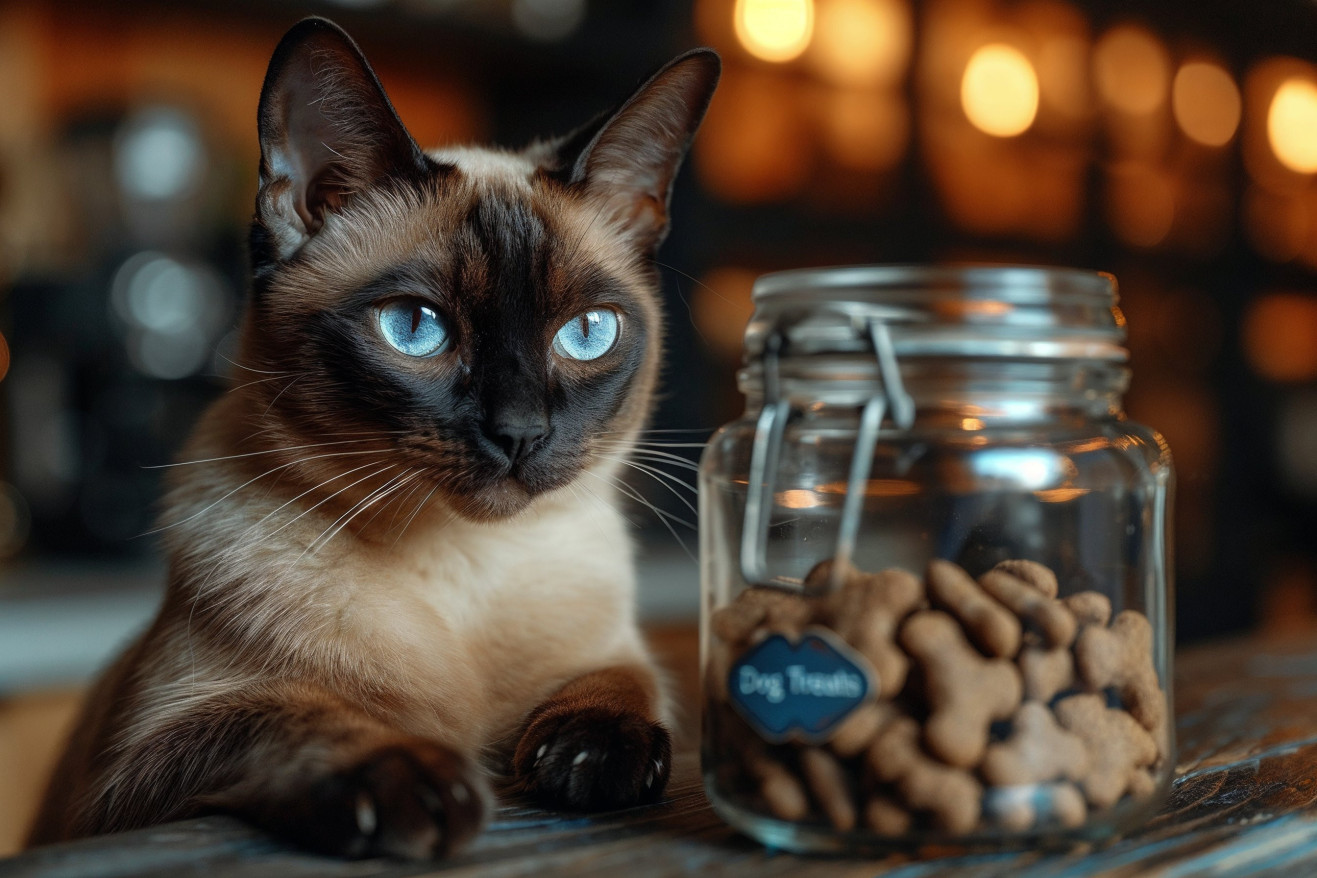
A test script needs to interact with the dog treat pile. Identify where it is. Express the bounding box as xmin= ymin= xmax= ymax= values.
xmin=705 ymin=558 xmax=1168 ymax=836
